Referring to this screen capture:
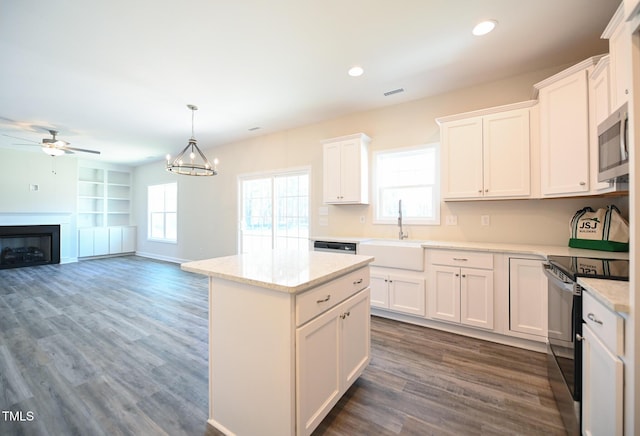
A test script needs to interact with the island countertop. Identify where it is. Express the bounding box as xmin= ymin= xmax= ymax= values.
xmin=181 ymin=249 xmax=374 ymax=294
